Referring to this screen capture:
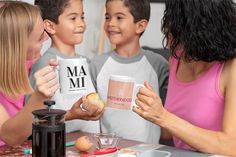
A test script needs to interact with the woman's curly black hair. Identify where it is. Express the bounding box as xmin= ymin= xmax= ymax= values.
xmin=162 ymin=0 xmax=236 ymax=62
